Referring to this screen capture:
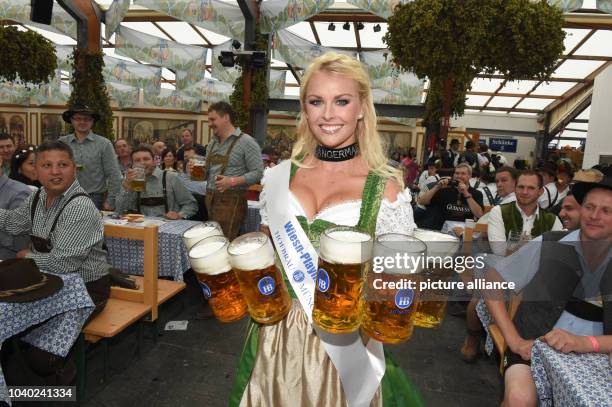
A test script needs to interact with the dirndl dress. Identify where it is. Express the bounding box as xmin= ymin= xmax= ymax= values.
xmin=230 ymin=166 xmax=424 ymax=407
